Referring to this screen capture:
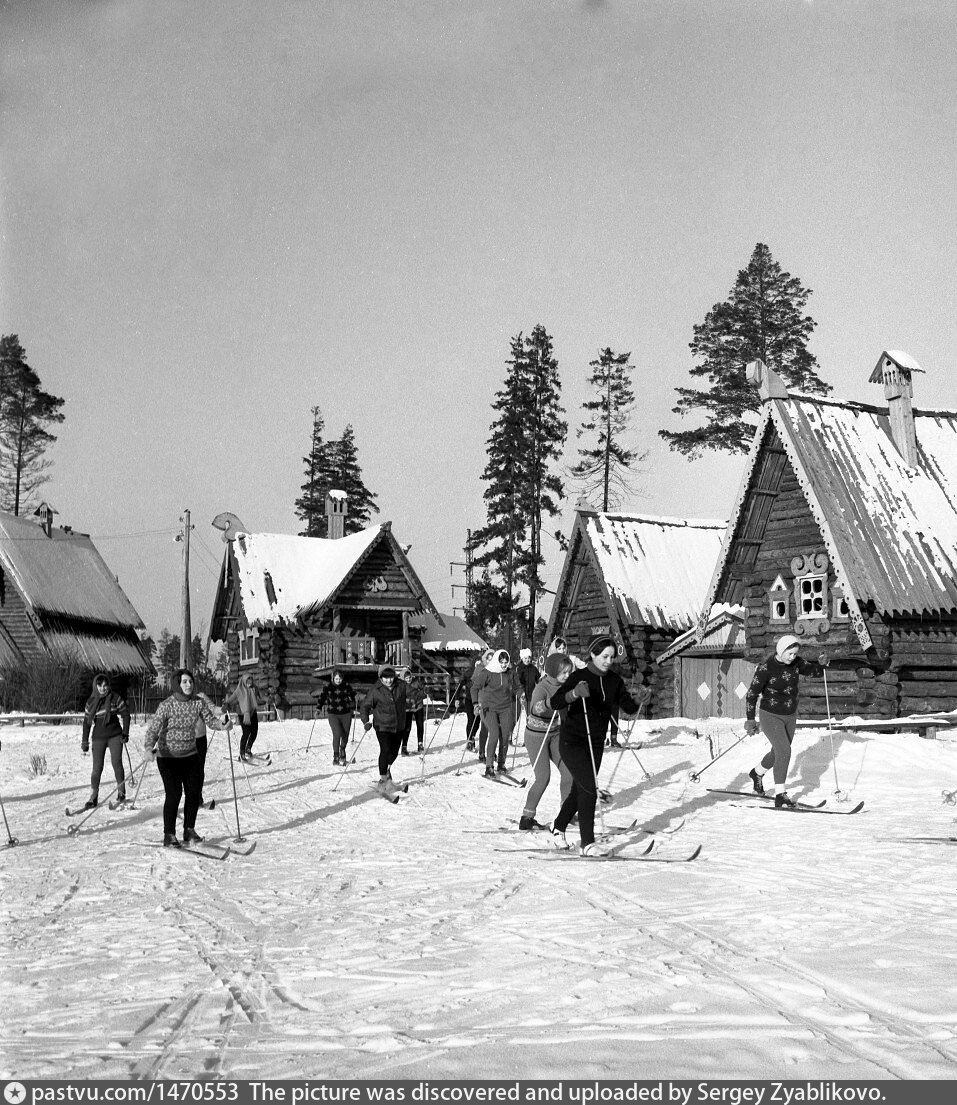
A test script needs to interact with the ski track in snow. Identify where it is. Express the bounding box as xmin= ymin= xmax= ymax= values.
xmin=2 ymin=717 xmax=957 ymax=1079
